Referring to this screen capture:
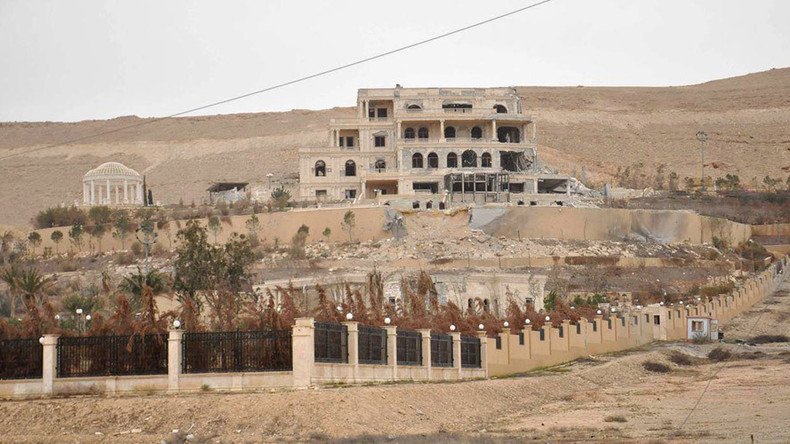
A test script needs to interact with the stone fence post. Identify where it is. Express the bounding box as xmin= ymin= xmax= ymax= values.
xmin=385 ymin=325 xmax=397 ymax=381
xmin=476 ymin=330 xmax=488 ymax=378
xmin=451 ymin=332 xmax=461 ymax=379
xmin=292 ymin=317 xmax=315 ymax=388
xmin=343 ymin=321 xmax=359 ymax=382
xmin=167 ymin=329 xmax=183 ymax=392
xmin=42 ymin=334 xmax=59 ymax=395
xmin=418 ymin=329 xmax=432 ymax=380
